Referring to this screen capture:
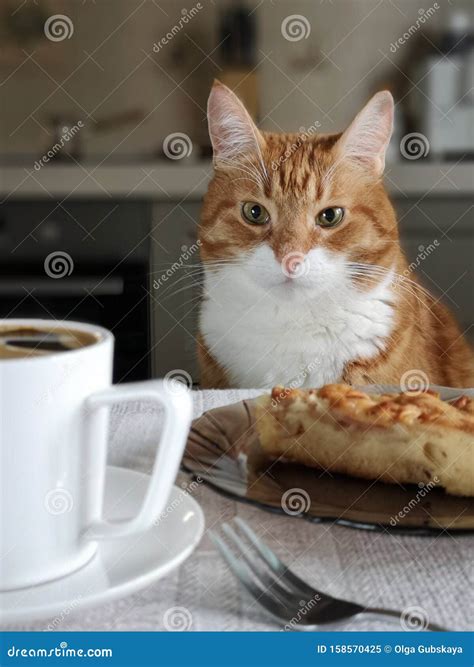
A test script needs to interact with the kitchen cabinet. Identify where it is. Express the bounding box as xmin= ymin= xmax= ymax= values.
xmin=395 ymin=197 xmax=473 ymax=338
xmin=151 ymin=202 xmax=201 ymax=383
